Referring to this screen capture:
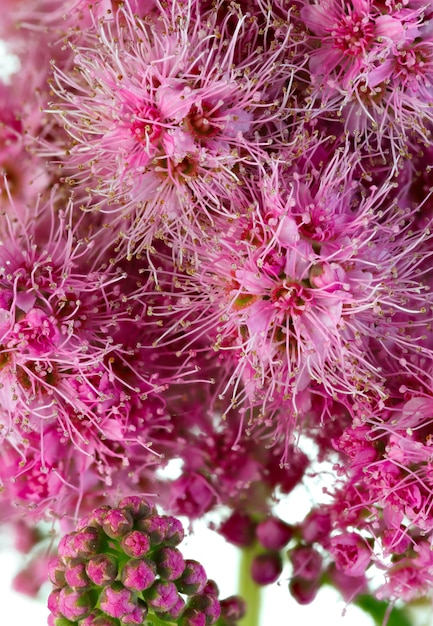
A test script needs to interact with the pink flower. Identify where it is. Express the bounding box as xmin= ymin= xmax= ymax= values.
xmin=328 ymin=532 xmax=372 ymax=577
xmin=300 ymin=0 xmax=382 ymax=88
xmin=377 ymin=543 xmax=433 ymax=602
xmin=47 ymin=0 xmax=294 ymax=258
xmin=300 ymin=0 xmax=433 ymax=152
xmin=7 ymin=308 xmax=60 ymax=355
